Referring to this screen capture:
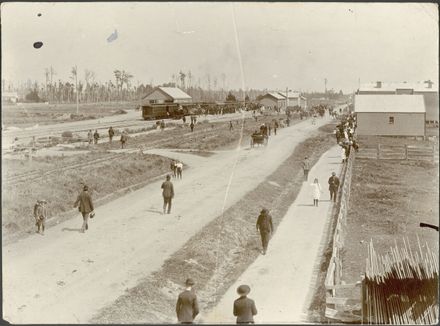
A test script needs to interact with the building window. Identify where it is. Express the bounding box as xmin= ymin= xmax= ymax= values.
xmin=389 ymin=116 xmax=394 ymax=124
